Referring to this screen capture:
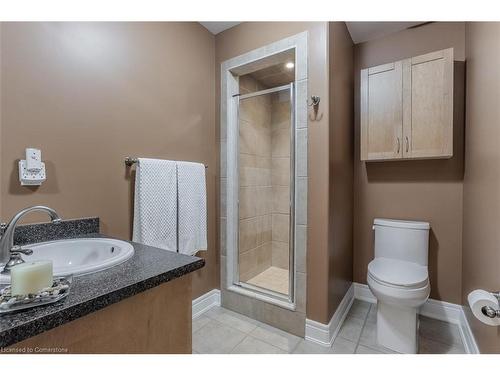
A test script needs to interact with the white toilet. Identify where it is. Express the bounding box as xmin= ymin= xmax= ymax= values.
xmin=367 ymin=218 xmax=430 ymax=354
